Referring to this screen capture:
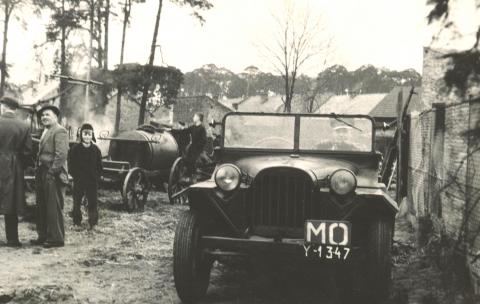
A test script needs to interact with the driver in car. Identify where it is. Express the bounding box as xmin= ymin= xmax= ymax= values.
xmin=331 ymin=125 xmax=360 ymax=151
